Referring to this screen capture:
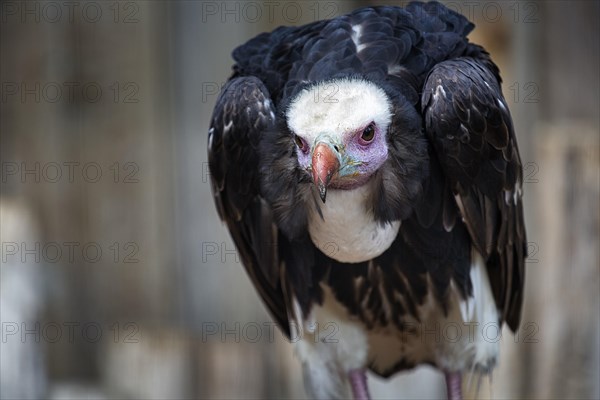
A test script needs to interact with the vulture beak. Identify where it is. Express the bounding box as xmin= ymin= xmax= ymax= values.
xmin=311 ymin=141 xmax=341 ymax=203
